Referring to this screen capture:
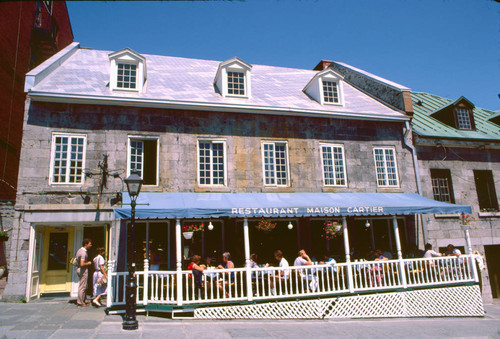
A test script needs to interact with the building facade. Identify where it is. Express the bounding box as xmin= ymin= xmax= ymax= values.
xmin=2 ymin=43 xmax=428 ymax=301
xmin=410 ymin=92 xmax=500 ymax=303
xmin=0 ymin=1 xmax=73 ymax=298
